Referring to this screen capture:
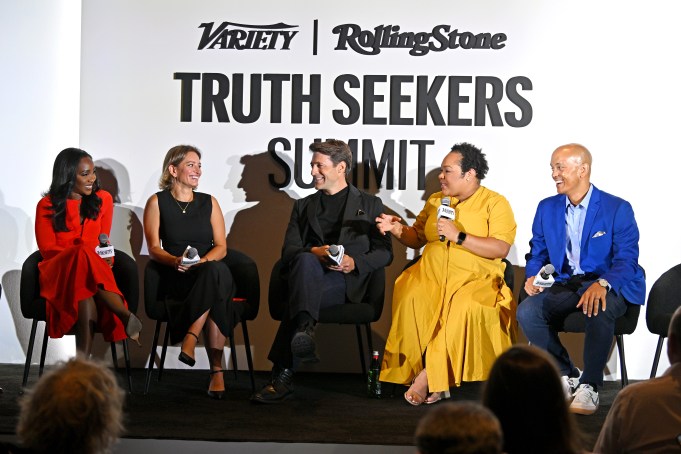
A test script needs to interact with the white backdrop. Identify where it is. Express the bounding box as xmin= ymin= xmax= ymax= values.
xmin=1 ymin=0 xmax=680 ymax=379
